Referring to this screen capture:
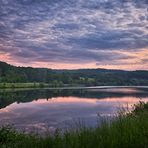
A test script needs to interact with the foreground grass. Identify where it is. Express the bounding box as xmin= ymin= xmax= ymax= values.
xmin=0 ymin=102 xmax=148 ymax=148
